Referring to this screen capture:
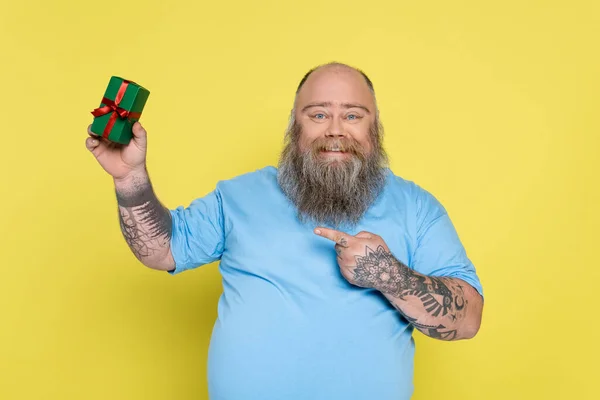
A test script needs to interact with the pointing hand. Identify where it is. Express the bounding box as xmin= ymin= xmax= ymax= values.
xmin=314 ymin=227 xmax=401 ymax=291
